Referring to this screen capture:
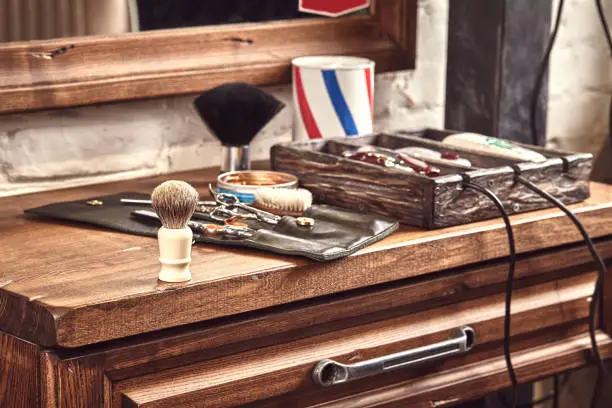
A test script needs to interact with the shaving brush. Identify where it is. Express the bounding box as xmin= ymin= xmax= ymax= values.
xmin=151 ymin=180 xmax=199 ymax=283
xmin=193 ymin=83 xmax=285 ymax=172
